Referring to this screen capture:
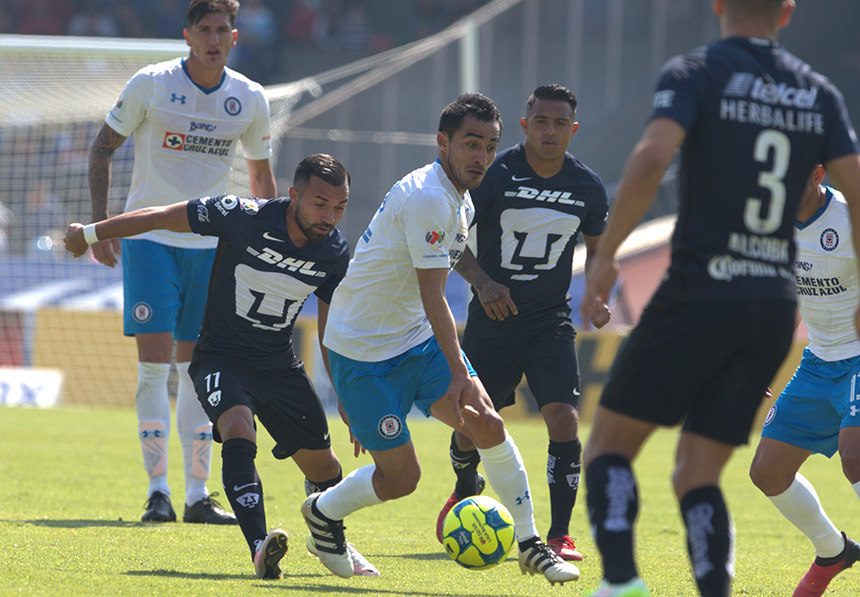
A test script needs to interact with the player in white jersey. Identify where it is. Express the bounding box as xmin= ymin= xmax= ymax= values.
xmin=750 ymin=164 xmax=860 ymax=596
xmin=299 ymin=93 xmax=579 ymax=584
xmin=87 ymin=0 xmax=276 ymax=525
